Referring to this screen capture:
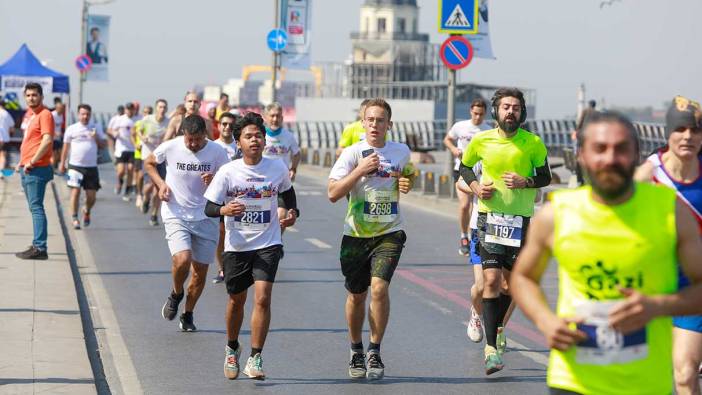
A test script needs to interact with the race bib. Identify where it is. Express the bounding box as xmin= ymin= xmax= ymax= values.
xmin=363 ymin=190 xmax=398 ymax=223
xmin=485 ymin=213 xmax=523 ymax=247
xmin=66 ymin=169 xmax=84 ymax=188
xmin=231 ymin=198 xmax=272 ymax=232
xmin=574 ymin=301 xmax=648 ymax=365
